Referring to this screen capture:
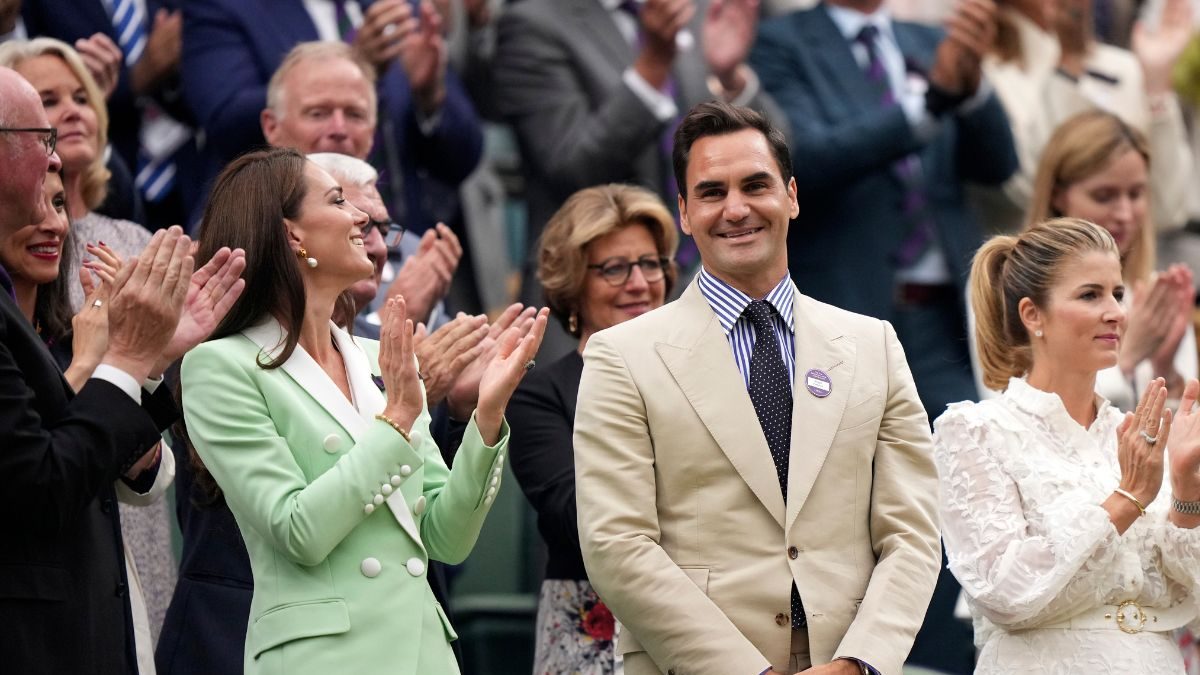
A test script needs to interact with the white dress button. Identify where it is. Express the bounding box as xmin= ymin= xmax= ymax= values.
xmin=372 ymin=494 xmax=384 ymax=506
xmin=400 ymin=465 xmax=413 ymax=477
xmin=390 ymin=475 xmax=403 ymax=486
xmin=406 ymin=557 xmax=425 ymax=577
xmin=364 ymin=503 xmax=375 ymax=515
xmin=360 ymin=557 xmax=382 ymax=578
xmin=381 ymin=484 xmax=393 ymax=496
xmin=323 ymin=434 xmax=341 ymax=453
xmin=413 ymin=495 xmax=427 ymax=516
